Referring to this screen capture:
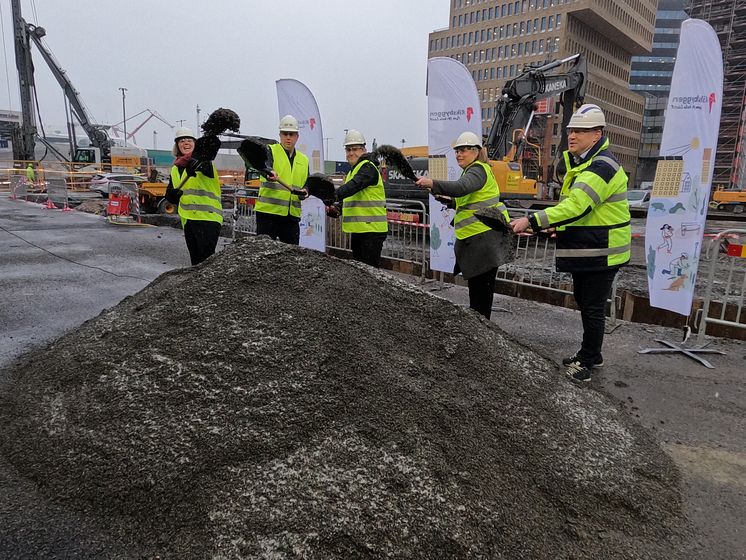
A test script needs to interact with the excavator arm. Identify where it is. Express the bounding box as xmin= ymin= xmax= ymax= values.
xmin=485 ymin=54 xmax=587 ymax=170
